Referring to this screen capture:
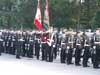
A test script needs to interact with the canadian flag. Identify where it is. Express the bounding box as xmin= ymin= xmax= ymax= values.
xmin=34 ymin=0 xmax=42 ymax=31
